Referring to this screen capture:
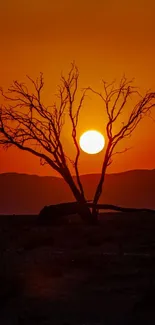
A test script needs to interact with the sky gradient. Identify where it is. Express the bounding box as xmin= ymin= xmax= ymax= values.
xmin=0 ymin=0 xmax=155 ymax=176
